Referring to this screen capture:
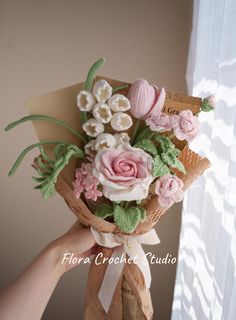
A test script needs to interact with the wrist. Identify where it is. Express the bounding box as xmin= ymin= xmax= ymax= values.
xmin=44 ymin=239 xmax=67 ymax=278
